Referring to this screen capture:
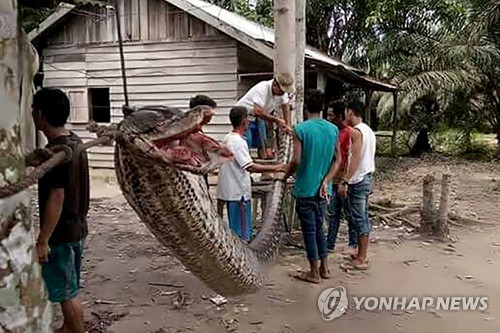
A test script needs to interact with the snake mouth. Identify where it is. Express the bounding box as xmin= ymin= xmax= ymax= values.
xmin=150 ymin=111 xmax=233 ymax=174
